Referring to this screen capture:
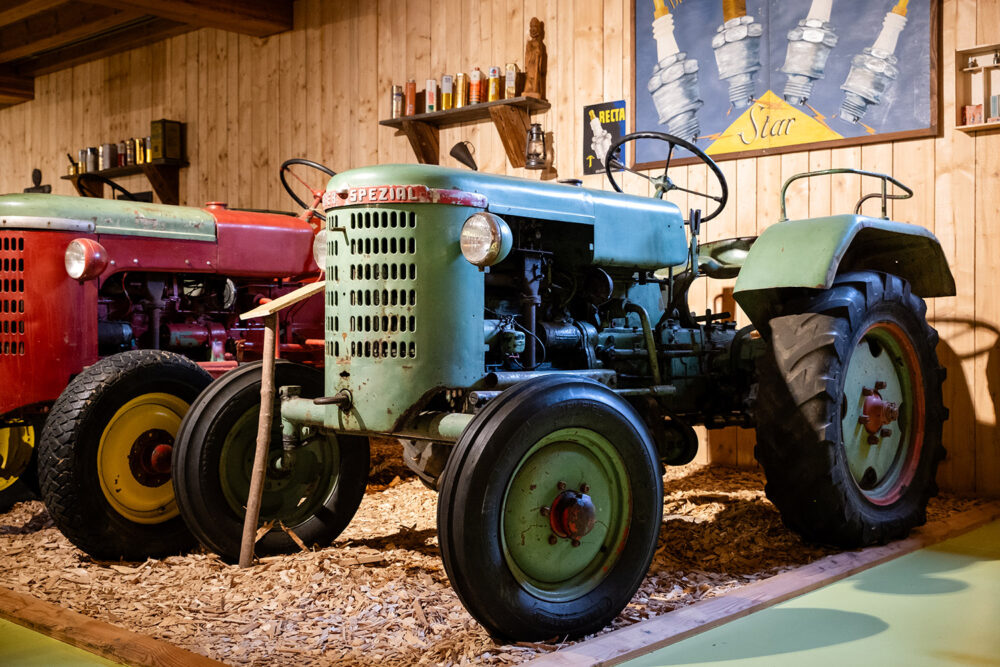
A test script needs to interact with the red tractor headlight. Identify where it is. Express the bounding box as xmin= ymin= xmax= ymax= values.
xmin=65 ymin=238 xmax=109 ymax=281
